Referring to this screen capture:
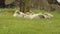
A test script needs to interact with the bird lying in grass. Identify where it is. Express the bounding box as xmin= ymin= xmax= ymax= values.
xmin=13 ymin=10 xmax=53 ymax=19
